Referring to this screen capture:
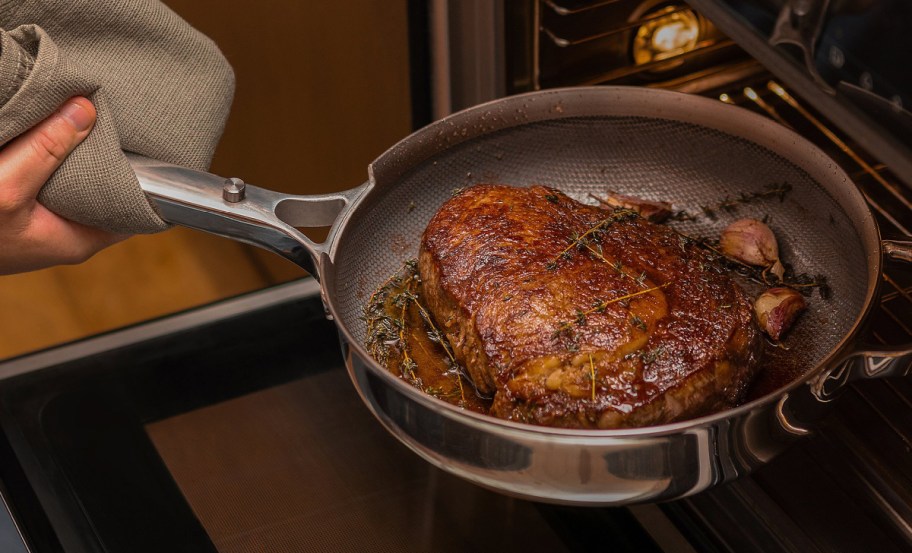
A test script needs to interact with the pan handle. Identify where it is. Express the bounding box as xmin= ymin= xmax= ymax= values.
xmin=883 ymin=239 xmax=912 ymax=263
xmin=811 ymin=346 xmax=912 ymax=401
xmin=809 ymin=240 xmax=912 ymax=400
xmin=778 ymin=345 xmax=912 ymax=433
xmin=128 ymin=153 xmax=368 ymax=278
